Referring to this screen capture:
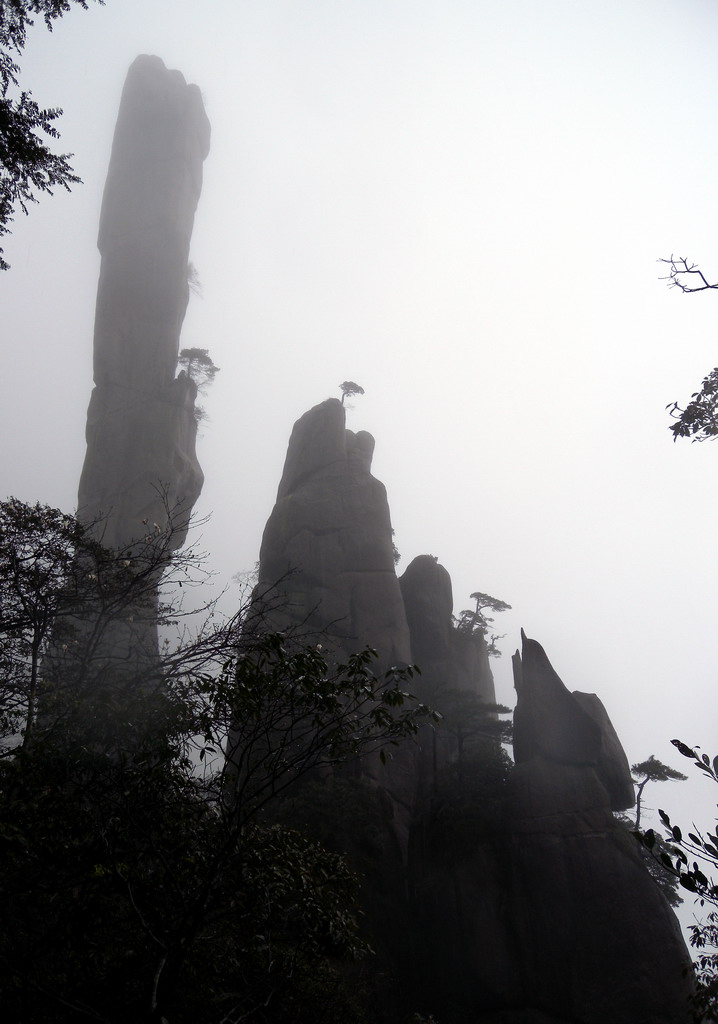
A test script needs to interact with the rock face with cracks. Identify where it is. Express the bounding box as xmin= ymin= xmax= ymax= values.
xmin=399 ymin=553 xmax=498 ymax=793
xmin=78 ymin=54 xmax=210 ymax=551
xmin=257 ymin=397 xmax=412 ymax=667
xmin=498 ymin=632 xmax=693 ymax=1024
xmin=74 ymin=55 xmax=209 ymax=675
xmin=254 ymin=402 xmax=693 ymax=1023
